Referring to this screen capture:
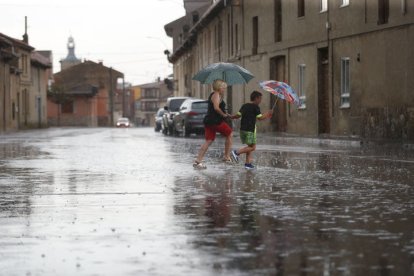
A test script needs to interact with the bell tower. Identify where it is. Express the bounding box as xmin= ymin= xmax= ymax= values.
xmin=60 ymin=36 xmax=81 ymax=71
